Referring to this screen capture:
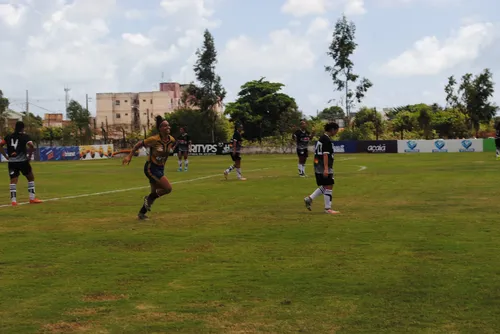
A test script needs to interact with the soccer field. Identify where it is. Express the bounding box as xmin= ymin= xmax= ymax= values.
xmin=1 ymin=153 xmax=499 ymax=333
